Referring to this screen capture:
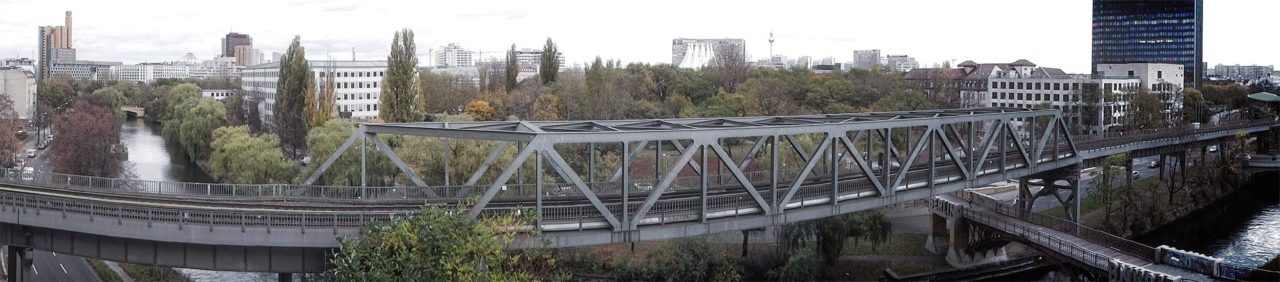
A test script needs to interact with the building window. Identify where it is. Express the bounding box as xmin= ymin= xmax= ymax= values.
xmin=1053 ymin=83 xmax=1061 ymax=90
xmin=1128 ymin=70 xmax=1135 ymax=77
xmin=1157 ymin=71 xmax=1163 ymax=79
